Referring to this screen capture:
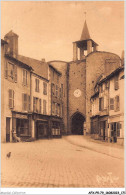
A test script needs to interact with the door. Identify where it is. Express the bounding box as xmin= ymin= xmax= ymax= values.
xmin=6 ymin=117 xmax=10 ymax=142
xmin=103 ymin=121 xmax=106 ymax=140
